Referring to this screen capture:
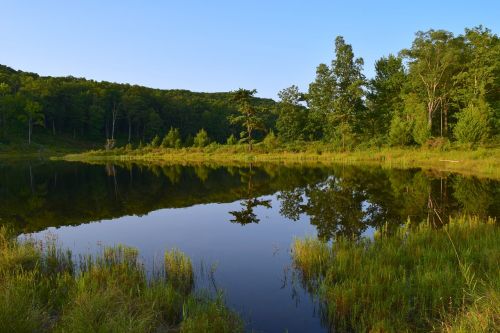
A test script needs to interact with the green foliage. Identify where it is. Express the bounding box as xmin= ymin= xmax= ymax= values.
xmin=193 ymin=128 xmax=210 ymax=147
xmin=412 ymin=111 xmax=431 ymax=145
xmin=276 ymin=85 xmax=308 ymax=141
xmin=225 ymin=134 xmax=237 ymax=145
xmin=453 ymin=101 xmax=491 ymax=145
xmin=229 ymin=88 xmax=267 ymax=151
xmin=389 ymin=115 xmax=413 ymax=146
xmin=367 ymin=54 xmax=406 ymax=136
xmin=262 ymin=130 xmax=278 ymax=149
xmin=150 ymin=134 xmax=161 ymax=147
xmin=1 ymin=25 xmax=499 ymax=151
xmin=162 ymin=127 xmax=182 ymax=148
xmin=331 ymin=121 xmax=356 ymax=150
xmin=307 ymin=36 xmax=365 ymax=142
